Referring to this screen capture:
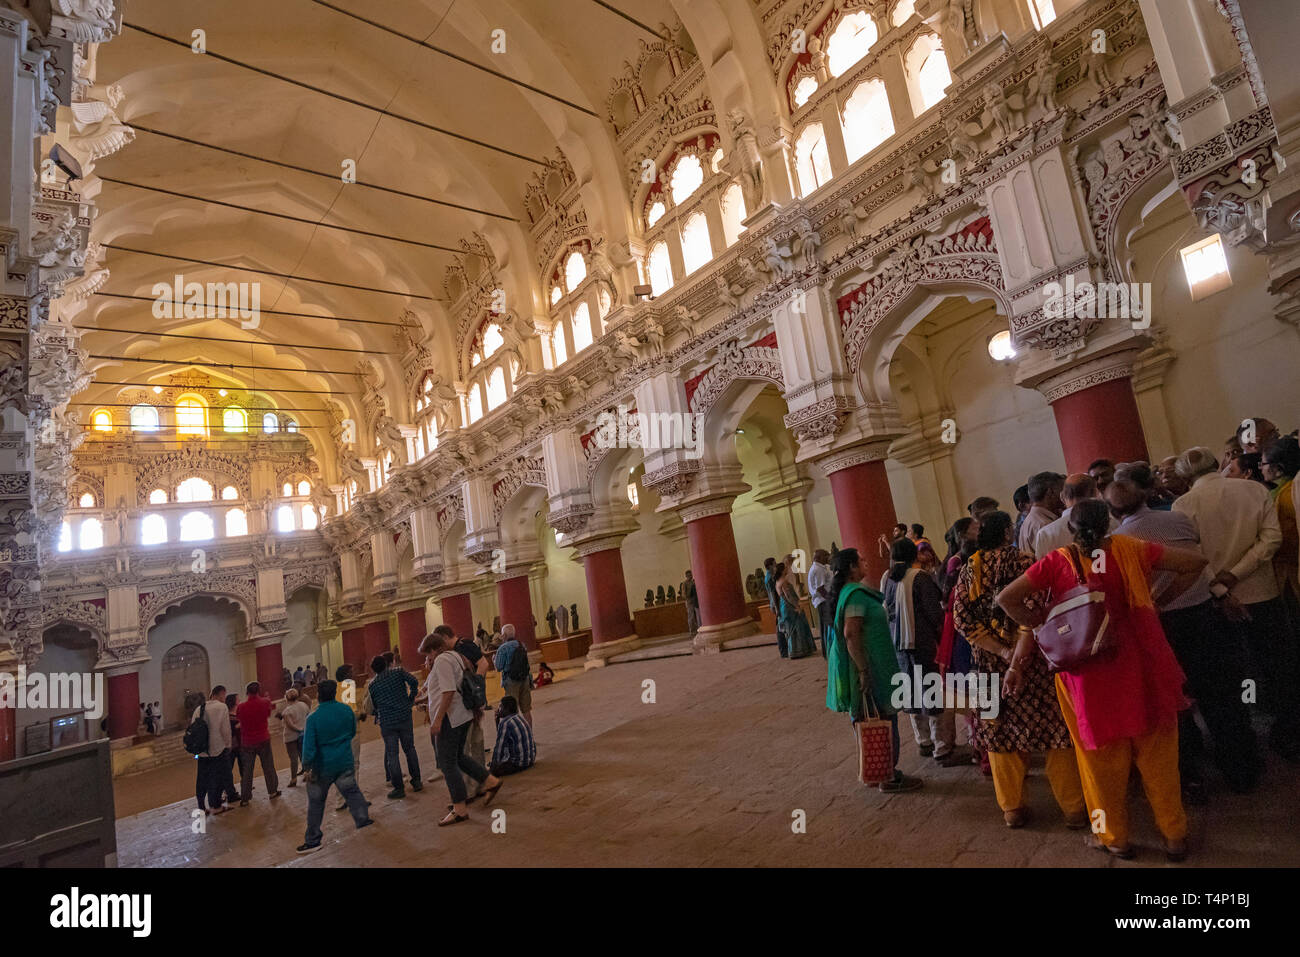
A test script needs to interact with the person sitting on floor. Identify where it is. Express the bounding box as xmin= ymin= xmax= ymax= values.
xmin=534 ymin=661 xmax=555 ymax=688
xmin=489 ymin=696 xmax=537 ymax=776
